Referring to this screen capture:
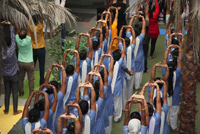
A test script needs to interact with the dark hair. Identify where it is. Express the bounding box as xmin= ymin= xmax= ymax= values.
xmin=65 ymin=65 xmax=74 ymax=75
xmin=19 ymin=30 xmax=27 ymax=40
xmin=100 ymin=69 xmax=108 ymax=83
xmin=154 ymin=77 xmax=163 ymax=90
xmin=117 ymin=0 xmax=123 ymax=7
xmin=93 ymin=80 xmax=100 ymax=101
xmin=79 ymin=100 xmax=89 ymax=115
xmin=28 ymin=108 xmax=40 ymax=123
xmin=167 ymin=61 xmax=176 ymax=97
xmin=32 ymin=15 xmax=40 ymax=25
xmin=49 ymin=80 xmax=59 ymax=90
xmin=149 ymin=0 xmax=156 ymax=18
xmin=34 ymin=99 xmax=45 ymax=111
xmin=92 ymin=40 xmax=99 ymax=50
xmin=125 ymin=37 xmax=130 ymax=47
xmin=67 ymin=122 xmax=75 ymax=133
xmin=133 ymin=23 xmax=142 ymax=37
xmin=79 ymin=49 xmax=87 ymax=60
xmin=130 ymin=111 xmax=141 ymax=121
xmin=153 ymin=97 xmax=163 ymax=109
xmin=113 ymin=49 xmax=121 ymax=65
xmin=3 ymin=24 xmax=11 ymax=46
xmin=147 ymin=102 xmax=154 ymax=117
xmin=172 ymin=38 xmax=179 ymax=46
xmin=102 ymin=26 xmax=106 ymax=40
